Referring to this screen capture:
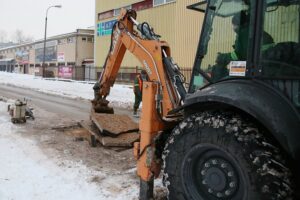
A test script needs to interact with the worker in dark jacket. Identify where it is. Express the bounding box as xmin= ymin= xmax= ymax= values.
xmin=211 ymin=11 xmax=274 ymax=82
xmin=133 ymin=69 xmax=148 ymax=116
